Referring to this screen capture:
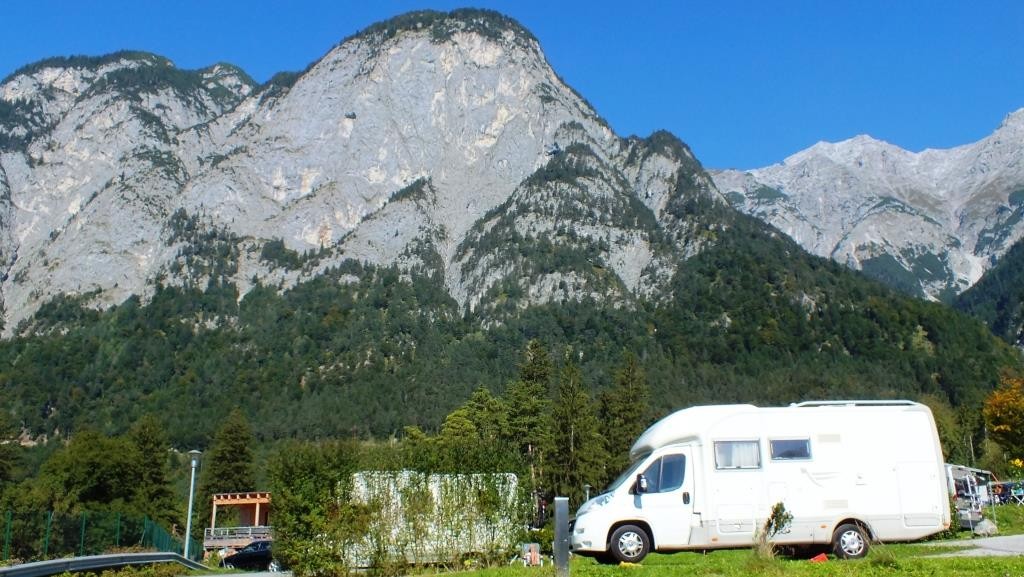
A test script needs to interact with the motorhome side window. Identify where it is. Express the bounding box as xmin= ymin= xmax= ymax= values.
xmin=770 ymin=438 xmax=811 ymax=460
xmin=641 ymin=454 xmax=686 ymax=492
xmin=714 ymin=440 xmax=761 ymax=469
